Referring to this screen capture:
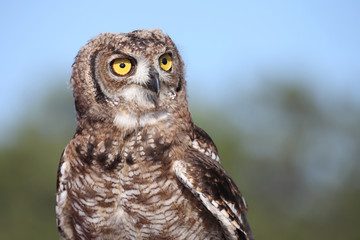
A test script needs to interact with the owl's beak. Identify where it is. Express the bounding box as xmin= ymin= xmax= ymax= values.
xmin=145 ymin=68 xmax=160 ymax=97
